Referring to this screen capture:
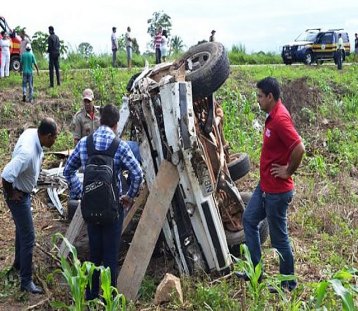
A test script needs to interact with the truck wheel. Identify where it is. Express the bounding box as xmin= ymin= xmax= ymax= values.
xmin=226 ymin=192 xmax=269 ymax=256
xmin=228 ymin=153 xmax=250 ymax=181
xmin=304 ymin=51 xmax=313 ymax=65
xmin=178 ymin=42 xmax=230 ymax=100
xmin=10 ymin=55 xmax=21 ymax=72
